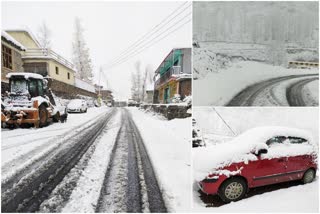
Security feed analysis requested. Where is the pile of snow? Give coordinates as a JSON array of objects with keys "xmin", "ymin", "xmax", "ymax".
[
  {"xmin": 193, "ymin": 126, "xmax": 317, "ymax": 181},
  {"xmin": 1, "ymin": 31, "xmax": 26, "ymax": 50}
]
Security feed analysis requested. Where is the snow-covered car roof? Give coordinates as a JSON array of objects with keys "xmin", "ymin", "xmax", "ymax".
[
  {"xmin": 6, "ymin": 72, "xmax": 44, "ymax": 80},
  {"xmin": 229, "ymin": 126, "xmax": 314, "ymax": 146},
  {"xmin": 193, "ymin": 126, "xmax": 317, "ymax": 181}
]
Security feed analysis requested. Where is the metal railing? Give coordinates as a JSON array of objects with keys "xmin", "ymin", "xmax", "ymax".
[
  {"xmin": 155, "ymin": 66, "xmax": 183, "ymax": 87},
  {"xmin": 22, "ymin": 48, "xmax": 75, "ymax": 70}
]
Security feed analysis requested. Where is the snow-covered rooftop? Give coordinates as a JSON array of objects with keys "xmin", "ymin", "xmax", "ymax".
[
  {"xmin": 5, "ymin": 28, "xmax": 41, "ymax": 48},
  {"xmin": 1, "ymin": 31, "xmax": 26, "ymax": 50}
]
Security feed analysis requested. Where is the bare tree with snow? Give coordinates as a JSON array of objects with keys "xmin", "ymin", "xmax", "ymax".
[
  {"xmin": 37, "ymin": 21, "xmax": 51, "ymax": 49},
  {"xmin": 72, "ymin": 17, "xmax": 93, "ymax": 82}
]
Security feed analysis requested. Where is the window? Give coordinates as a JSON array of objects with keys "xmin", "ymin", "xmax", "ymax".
[
  {"xmin": 67, "ymin": 72, "xmax": 70, "ymax": 79},
  {"xmin": 37, "ymin": 80, "xmax": 44, "ymax": 96},
  {"xmin": 266, "ymin": 136, "xmax": 286, "ymax": 146},
  {"xmin": 2, "ymin": 45, "xmax": 13, "ymax": 69},
  {"xmin": 28, "ymin": 79, "xmax": 38, "ymax": 97},
  {"xmin": 55, "ymin": 66, "xmax": 59, "ymax": 75},
  {"xmin": 288, "ymin": 136, "xmax": 308, "ymax": 144}
]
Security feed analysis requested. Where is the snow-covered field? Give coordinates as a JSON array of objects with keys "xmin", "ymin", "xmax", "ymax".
[
  {"xmin": 128, "ymin": 107, "xmax": 191, "ymax": 212},
  {"xmin": 193, "ymin": 60, "xmax": 319, "ymax": 106}
]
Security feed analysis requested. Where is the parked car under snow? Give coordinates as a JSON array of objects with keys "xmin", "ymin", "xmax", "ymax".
[
  {"xmin": 194, "ymin": 126, "xmax": 318, "ymax": 203},
  {"xmin": 67, "ymin": 99, "xmax": 88, "ymax": 113}
]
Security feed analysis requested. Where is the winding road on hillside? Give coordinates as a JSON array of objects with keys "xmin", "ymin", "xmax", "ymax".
[{"xmin": 227, "ymin": 74, "xmax": 319, "ymax": 106}]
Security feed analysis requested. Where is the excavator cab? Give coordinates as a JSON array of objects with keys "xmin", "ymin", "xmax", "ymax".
[{"xmin": 2, "ymin": 72, "xmax": 66, "ymax": 128}]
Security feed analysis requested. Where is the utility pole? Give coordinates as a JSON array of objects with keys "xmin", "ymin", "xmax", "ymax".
[{"xmin": 98, "ymin": 67, "xmax": 102, "ymax": 106}]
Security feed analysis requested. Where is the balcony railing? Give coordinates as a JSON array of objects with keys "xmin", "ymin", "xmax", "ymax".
[
  {"xmin": 155, "ymin": 66, "xmax": 184, "ymax": 87},
  {"xmin": 22, "ymin": 48, "xmax": 75, "ymax": 70}
]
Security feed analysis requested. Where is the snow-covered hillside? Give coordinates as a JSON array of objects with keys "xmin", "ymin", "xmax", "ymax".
[{"xmin": 193, "ymin": 2, "xmax": 318, "ymax": 48}]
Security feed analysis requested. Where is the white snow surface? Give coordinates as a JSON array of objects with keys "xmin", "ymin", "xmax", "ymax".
[
  {"xmin": 127, "ymin": 108, "xmax": 191, "ymax": 212},
  {"xmin": 6, "ymin": 72, "xmax": 44, "ymax": 80},
  {"xmin": 1, "ymin": 31, "xmax": 26, "ymax": 50},
  {"xmin": 303, "ymin": 80, "xmax": 319, "ymax": 106},
  {"xmin": 75, "ymin": 78, "xmax": 96, "ymax": 93},
  {"xmin": 60, "ymin": 110, "xmax": 122, "ymax": 213},
  {"xmin": 193, "ymin": 126, "xmax": 317, "ymax": 181},
  {"xmin": 1, "ymin": 107, "xmax": 111, "ymax": 179},
  {"xmin": 193, "ymin": 177, "xmax": 319, "ymax": 212},
  {"xmin": 193, "ymin": 61, "xmax": 319, "ymax": 106}
]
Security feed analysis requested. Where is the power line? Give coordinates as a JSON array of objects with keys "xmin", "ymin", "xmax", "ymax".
[
  {"xmin": 108, "ymin": 1, "xmax": 191, "ymax": 65},
  {"xmin": 212, "ymin": 107, "xmax": 237, "ymax": 136},
  {"xmin": 107, "ymin": 18, "xmax": 191, "ymax": 69},
  {"xmin": 106, "ymin": 15, "xmax": 191, "ymax": 69}
]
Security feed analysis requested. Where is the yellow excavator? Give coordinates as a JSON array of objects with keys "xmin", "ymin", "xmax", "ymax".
[{"xmin": 1, "ymin": 72, "xmax": 67, "ymax": 128}]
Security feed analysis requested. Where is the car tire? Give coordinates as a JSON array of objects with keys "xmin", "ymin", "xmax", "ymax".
[
  {"xmin": 302, "ymin": 169, "xmax": 315, "ymax": 184},
  {"xmin": 38, "ymin": 104, "xmax": 48, "ymax": 128},
  {"xmin": 53, "ymin": 112, "xmax": 60, "ymax": 122},
  {"xmin": 218, "ymin": 177, "xmax": 247, "ymax": 203}
]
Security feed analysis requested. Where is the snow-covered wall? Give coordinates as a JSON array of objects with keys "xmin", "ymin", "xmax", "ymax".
[{"xmin": 75, "ymin": 78, "xmax": 95, "ymax": 93}]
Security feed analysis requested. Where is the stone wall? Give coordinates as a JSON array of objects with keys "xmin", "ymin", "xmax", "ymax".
[
  {"xmin": 140, "ymin": 104, "xmax": 191, "ymax": 120},
  {"xmin": 48, "ymin": 79, "xmax": 97, "ymax": 99}
]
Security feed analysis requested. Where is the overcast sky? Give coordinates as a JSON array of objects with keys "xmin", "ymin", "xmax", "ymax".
[{"xmin": 1, "ymin": 1, "xmax": 191, "ymax": 100}]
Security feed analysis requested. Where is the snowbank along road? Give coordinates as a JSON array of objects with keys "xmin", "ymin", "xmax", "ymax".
[
  {"xmin": 1, "ymin": 108, "xmax": 167, "ymax": 213},
  {"xmin": 227, "ymin": 74, "xmax": 319, "ymax": 106}
]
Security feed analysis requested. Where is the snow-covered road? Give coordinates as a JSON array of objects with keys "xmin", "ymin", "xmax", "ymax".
[
  {"xmin": 193, "ymin": 61, "xmax": 319, "ymax": 106},
  {"xmin": 1, "ymin": 107, "xmax": 190, "ymax": 213},
  {"xmin": 227, "ymin": 74, "xmax": 319, "ymax": 106}
]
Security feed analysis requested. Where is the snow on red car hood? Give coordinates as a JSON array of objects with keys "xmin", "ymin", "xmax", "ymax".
[{"xmin": 193, "ymin": 126, "xmax": 317, "ymax": 181}]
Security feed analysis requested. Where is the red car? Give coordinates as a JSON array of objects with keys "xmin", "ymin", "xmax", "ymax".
[{"xmin": 198, "ymin": 133, "xmax": 317, "ymax": 203}]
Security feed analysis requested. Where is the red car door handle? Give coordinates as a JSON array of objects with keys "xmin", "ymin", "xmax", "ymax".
[{"xmin": 278, "ymin": 159, "xmax": 285, "ymax": 162}]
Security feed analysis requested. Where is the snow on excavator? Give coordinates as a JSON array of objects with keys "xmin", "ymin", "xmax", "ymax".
[{"xmin": 1, "ymin": 72, "xmax": 68, "ymax": 128}]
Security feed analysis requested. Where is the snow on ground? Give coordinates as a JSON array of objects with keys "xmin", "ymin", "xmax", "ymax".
[
  {"xmin": 203, "ymin": 133, "xmax": 233, "ymax": 146},
  {"xmin": 1, "ymin": 107, "xmax": 111, "ymax": 178},
  {"xmin": 127, "ymin": 107, "xmax": 191, "ymax": 212},
  {"xmin": 193, "ymin": 177, "xmax": 319, "ymax": 213},
  {"xmin": 58, "ymin": 110, "xmax": 122, "ymax": 213},
  {"xmin": 252, "ymin": 76, "xmax": 305, "ymax": 106},
  {"xmin": 302, "ymin": 80, "xmax": 319, "ymax": 106},
  {"xmin": 193, "ymin": 61, "xmax": 319, "ymax": 106}
]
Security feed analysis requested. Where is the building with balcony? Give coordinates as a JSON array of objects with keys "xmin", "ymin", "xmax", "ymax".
[
  {"xmin": 153, "ymin": 48, "xmax": 191, "ymax": 104},
  {"xmin": 5, "ymin": 29, "xmax": 76, "ymax": 86},
  {"xmin": 1, "ymin": 31, "xmax": 26, "ymax": 92}
]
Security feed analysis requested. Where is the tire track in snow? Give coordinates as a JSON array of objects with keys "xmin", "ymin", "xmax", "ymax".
[
  {"xmin": 39, "ymin": 109, "xmax": 122, "ymax": 213},
  {"xmin": 286, "ymin": 77, "xmax": 319, "ymax": 106},
  {"xmin": 1, "ymin": 108, "xmax": 116, "ymax": 213},
  {"xmin": 227, "ymin": 74, "xmax": 318, "ymax": 106},
  {"xmin": 96, "ymin": 108, "xmax": 167, "ymax": 213},
  {"xmin": 1, "ymin": 109, "xmax": 110, "ymax": 179}
]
